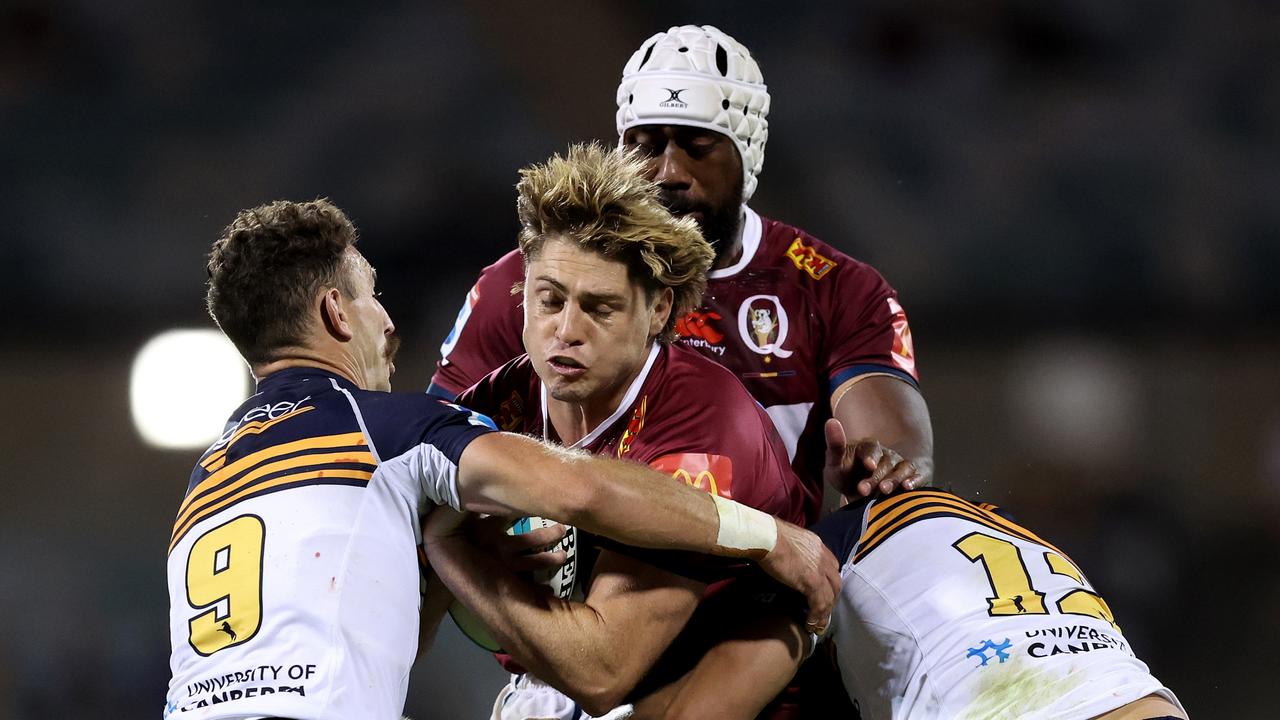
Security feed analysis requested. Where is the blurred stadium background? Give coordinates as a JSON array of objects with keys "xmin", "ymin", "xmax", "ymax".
[{"xmin": 1, "ymin": 1, "xmax": 1276, "ymax": 717}]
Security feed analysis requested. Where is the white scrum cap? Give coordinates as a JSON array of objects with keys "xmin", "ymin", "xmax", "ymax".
[{"xmin": 616, "ymin": 25, "xmax": 770, "ymax": 202}]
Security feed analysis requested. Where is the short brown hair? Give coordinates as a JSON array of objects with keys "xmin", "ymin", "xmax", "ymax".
[
  {"xmin": 206, "ymin": 198, "xmax": 360, "ymax": 364},
  {"xmin": 516, "ymin": 142, "xmax": 713, "ymax": 342}
]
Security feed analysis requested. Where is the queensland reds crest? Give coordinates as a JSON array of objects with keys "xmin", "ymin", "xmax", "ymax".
[{"xmin": 737, "ymin": 295, "xmax": 793, "ymax": 358}]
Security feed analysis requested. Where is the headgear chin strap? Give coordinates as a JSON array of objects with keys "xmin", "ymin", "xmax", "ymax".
[{"xmin": 616, "ymin": 25, "xmax": 770, "ymax": 202}]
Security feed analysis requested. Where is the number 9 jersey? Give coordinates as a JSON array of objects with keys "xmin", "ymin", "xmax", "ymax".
[
  {"xmin": 164, "ymin": 368, "xmax": 495, "ymax": 719},
  {"xmin": 813, "ymin": 489, "xmax": 1185, "ymax": 720}
]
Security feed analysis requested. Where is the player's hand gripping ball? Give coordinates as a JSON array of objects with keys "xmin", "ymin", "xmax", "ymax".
[{"xmin": 449, "ymin": 516, "xmax": 578, "ymax": 652}]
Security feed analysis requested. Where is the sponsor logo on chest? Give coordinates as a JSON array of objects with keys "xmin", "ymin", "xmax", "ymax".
[
  {"xmin": 674, "ymin": 310, "xmax": 727, "ymax": 356},
  {"xmin": 649, "ymin": 452, "xmax": 734, "ymax": 499}
]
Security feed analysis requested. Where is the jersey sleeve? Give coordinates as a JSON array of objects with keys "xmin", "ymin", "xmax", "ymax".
[
  {"xmin": 811, "ymin": 497, "xmax": 873, "ymax": 563},
  {"xmin": 428, "ymin": 250, "xmax": 527, "ymax": 398},
  {"xmin": 357, "ymin": 393, "xmax": 497, "ymax": 510},
  {"xmin": 823, "ymin": 257, "xmax": 920, "ymax": 393}
]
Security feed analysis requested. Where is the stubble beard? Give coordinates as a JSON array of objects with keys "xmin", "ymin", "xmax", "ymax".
[{"xmin": 661, "ymin": 181, "xmax": 744, "ymax": 265}]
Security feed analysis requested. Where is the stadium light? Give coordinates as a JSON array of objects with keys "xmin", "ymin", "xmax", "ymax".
[{"xmin": 130, "ymin": 329, "xmax": 251, "ymax": 450}]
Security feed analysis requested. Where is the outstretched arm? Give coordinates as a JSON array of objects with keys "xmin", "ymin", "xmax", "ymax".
[{"xmin": 455, "ymin": 432, "xmax": 840, "ymax": 629}]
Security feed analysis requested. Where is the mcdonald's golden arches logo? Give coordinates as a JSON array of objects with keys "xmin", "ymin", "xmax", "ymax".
[{"xmin": 649, "ymin": 453, "xmax": 734, "ymax": 499}]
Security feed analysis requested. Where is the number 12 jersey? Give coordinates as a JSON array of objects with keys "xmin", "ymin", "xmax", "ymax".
[{"xmin": 813, "ymin": 490, "xmax": 1184, "ymax": 720}]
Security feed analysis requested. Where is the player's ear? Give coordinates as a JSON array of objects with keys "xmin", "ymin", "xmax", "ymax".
[
  {"xmin": 649, "ymin": 287, "xmax": 674, "ymax": 338},
  {"xmin": 320, "ymin": 287, "xmax": 354, "ymax": 342}
]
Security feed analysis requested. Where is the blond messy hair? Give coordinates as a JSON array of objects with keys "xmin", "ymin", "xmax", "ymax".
[{"xmin": 516, "ymin": 142, "xmax": 713, "ymax": 342}]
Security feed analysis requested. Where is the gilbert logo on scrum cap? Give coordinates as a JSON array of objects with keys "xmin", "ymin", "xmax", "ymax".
[{"xmin": 659, "ymin": 87, "xmax": 689, "ymax": 108}]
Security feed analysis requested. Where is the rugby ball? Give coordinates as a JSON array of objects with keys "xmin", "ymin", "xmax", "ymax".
[{"xmin": 448, "ymin": 516, "xmax": 578, "ymax": 652}]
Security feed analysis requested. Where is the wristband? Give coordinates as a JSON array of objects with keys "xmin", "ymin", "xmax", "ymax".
[{"xmin": 711, "ymin": 494, "xmax": 777, "ymax": 559}]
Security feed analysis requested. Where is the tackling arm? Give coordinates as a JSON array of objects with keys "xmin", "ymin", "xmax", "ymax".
[{"xmin": 454, "ymin": 431, "xmax": 840, "ymax": 628}]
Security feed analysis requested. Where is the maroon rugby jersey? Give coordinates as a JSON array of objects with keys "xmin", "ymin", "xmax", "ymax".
[
  {"xmin": 457, "ymin": 342, "xmax": 809, "ymax": 681},
  {"xmin": 433, "ymin": 208, "xmax": 918, "ymax": 524},
  {"xmin": 457, "ymin": 342, "xmax": 808, "ymax": 525}
]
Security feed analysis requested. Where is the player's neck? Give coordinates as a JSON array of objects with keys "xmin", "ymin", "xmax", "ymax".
[
  {"xmin": 253, "ymin": 350, "xmax": 364, "ymax": 390},
  {"xmin": 545, "ymin": 379, "xmax": 633, "ymax": 447},
  {"xmin": 709, "ymin": 208, "xmax": 747, "ymax": 271},
  {"xmin": 546, "ymin": 396, "xmax": 613, "ymax": 446}
]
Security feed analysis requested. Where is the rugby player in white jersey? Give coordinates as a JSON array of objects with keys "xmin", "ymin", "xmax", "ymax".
[
  {"xmin": 630, "ymin": 487, "xmax": 1186, "ymax": 720},
  {"xmin": 163, "ymin": 198, "xmax": 839, "ymax": 720}
]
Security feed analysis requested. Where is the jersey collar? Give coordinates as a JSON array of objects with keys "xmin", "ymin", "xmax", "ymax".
[
  {"xmin": 256, "ymin": 366, "xmax": 356, "ymax": 393},
  {"xmin": 707, "ymin": 205, "xmax": 761, "ymax": 280},
  {"xmin": 540, "ymin": 342, "xmax": 662, "ymax": 450}
]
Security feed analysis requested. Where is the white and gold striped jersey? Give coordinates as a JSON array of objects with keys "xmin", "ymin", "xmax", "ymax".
[
  {"xmin": 165, "ymin": 367, "xmax": 494, "ymax": 719},
  {"xmin": 814, "ymin": 490, "xmax": 1184, "ymax": 720}
]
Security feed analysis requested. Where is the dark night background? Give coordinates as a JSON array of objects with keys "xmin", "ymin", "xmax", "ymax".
[{"xmin": 1, "ymin": 1, "xmax": 1276, "ymax": 717}]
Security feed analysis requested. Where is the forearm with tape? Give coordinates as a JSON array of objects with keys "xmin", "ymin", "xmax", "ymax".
[{"xmin": 710, "ymin": 494, "xmax": 778, "ymax": 560}]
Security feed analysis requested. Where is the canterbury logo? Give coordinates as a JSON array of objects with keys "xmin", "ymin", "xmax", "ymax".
[{"xmin": 674, "ymin": 311, "xmax": 724, "ymax": 344}]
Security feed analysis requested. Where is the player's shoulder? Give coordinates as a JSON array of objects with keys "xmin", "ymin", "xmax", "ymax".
[
  {"xmin": 458, "ymin": 354, "xmax": 536, "ymax": 402},
  {"xmin": 347, "ymin": 386, "xmax": 494, "ymax": 458},
  {"xmin": 756, "ymin": 213, "xmax": 894, "ymax": 290},
  {"xmin": 848, "ymin": 489, "xmax": 1051, "ymax": 564},
  {"xmin": 480, "ymin": 248, "xmax": 525, "ymax": 282},
  {"xmin": 811, "ymin": 496, "xmax": 875, "ymax": 564},
  {"xmin": 467, "ymin": 249, "xmax": 525, "ymax": 312}
]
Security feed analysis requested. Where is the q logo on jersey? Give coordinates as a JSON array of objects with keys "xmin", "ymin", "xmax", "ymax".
[
  {"xmin": 737, "ymin": 295, "xmax": 794, "ymax": 358},
  {"xmin": 649, "ymin": 453, "xmax": 734, "ymax": 499}
]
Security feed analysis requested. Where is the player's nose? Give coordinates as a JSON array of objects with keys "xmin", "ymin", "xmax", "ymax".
[
  {"xmin": 554, "ymin": 305, "xmax": 587, "ymax": 345},
  {"xmin": 652, "ymin": 144, "xmax": 693, "ymax": 190}
]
